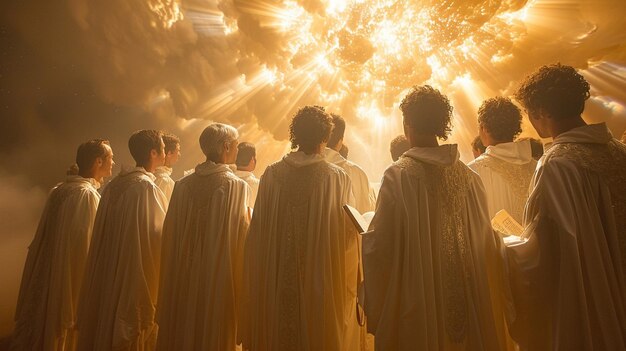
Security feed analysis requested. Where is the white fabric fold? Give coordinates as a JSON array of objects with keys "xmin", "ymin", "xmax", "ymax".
[
  {"xmin": 12, "ymin": 177, "xmax": 100, "ymax": 351},
  {"xmin": 156, "ymin": 161, "xmax": 250, "ymax": 351},
  {"xmin": 503, "ymin": 123, "xmax": 626, "ymax": 350},
  {"xmin": 76, "ymin": 167, "xmax": 168, "ymax": 351}
]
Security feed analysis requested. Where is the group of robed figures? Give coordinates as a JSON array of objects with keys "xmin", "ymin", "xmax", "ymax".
[{"xmin": 9, "ymin": 63, "xmax": 626, "ymax": 351}]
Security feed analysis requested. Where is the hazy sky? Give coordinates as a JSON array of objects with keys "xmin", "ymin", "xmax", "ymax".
[{"xmin": 1, "ymin": 0, "xmax": 625, "ymax": 337}]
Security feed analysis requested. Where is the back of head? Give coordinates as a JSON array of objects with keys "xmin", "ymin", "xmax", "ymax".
[
  {"xmin": 289, "ymin": 106, "xmax": 333, "ymax": 152},
  {"xmin": 390, "ymin": 135, "xmax": 410, "ymax": 161},
  {"xmin": 400, "ymin": 85, "xmax": 453, "ymax": 140},
  {"xmin": 471, "ymin": 135, "xmax": 486, "ymax": 155},
  {"xmin": 327, "ymin": 114, "xmax": 346, "ymax": 149},
  {"xmin": 162, "ymin": 133, "xmax": 180, "ymax": 154},
  {"xmin": 128, "ymin": 130, "xmax": 163, "ymax": 166},
  {"xmin": 478, "ymin": 97, "xmax": 522, "ymax": 142},
  {"xmin": 199, "ymin": 123, "xmax": 239, "ymax": 162},
  {"xmin": 514, "ymin": 63, "xmax": 590, "ymax": 119},
  {"xmin": 76, "ymin": 139, "xmax": 110, "ymax": 173},
  {"xmin": 236, "ymin": 142, "xmax": 256, "ymax": 167}
]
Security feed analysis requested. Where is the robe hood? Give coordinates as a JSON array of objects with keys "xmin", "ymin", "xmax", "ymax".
[
  {"xmin": 195, "ymin": 161, "xmax": 233, "ymax": 176},
  {"xmin": 154, "ymin": 166, "xmax": 173, "ymax": 177},
  {"xmin": 323, "ymin": 148, "xmax": 347, "ymax": 165},
  {"xmin": 403, "ymin": 144, "xmax": 460, "ymax": 166},
  {"xmin": 66, "ymin": 175, "xmax": 101, "ymax": 189},
  {"xmin": 234, "ymin": 170, "xmax": 255, "ymax": 178},
  {"xmin": 551, "ymin": 123, "xmax": 613, "ymax": 147},
  {"xmin": 484, "ymin": 140, "xmax": 533, "ymax": 165},
  {"xmin": 283, "ymin": 151, "xmax": 326, "ymax": 168},
  {"xmin": 119, "ymin": 167, "xmax": 156, "ymax": 181}
]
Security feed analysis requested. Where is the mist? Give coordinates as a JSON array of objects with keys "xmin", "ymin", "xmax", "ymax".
[{"xmin": 1, "ymin": 0, "xmax": 626, "ymax": 338}]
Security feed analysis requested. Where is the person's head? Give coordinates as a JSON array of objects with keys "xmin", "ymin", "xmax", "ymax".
[
  {"xmin": 400, "ymin": 85, "xmax": 453, "ymax": 145},
  {"xmin": 128, "ymin": 130, "xmax": 165, "ymax": 172},
  {"xmin": 327, "ymin": 114, "xmax": 346, "ymax": 151},
  {"xmin": 390, "ymin": 134, "xmax": 410, "ymax": 161},
  {"xmin": 76, "ymin": 139, "xmax": 114, "ymax": 181},
  {"xmin": 236, "ymin": 142, "xmax": 256, "ymax": 171},
  {"xmin": 289, "ymin": 105, "xmax": 334, "ymax": 154},
  {"xmin": 162, "ymin": 133, "xmax": 181, "ymax": 167},
  {"xmin": 199, "ymin": 123, "xmax": 239, "ymax": 164},
  {"xmin": 471, "ymin": 135, "xmax": 486, "ymax": 159},
  {"xmin": 514, "ymin": 63, "xmax": 590, "ymax": 138},
  {"xmin": 477, "ymin": 97, "xmax": 522, "ymax": 146}
]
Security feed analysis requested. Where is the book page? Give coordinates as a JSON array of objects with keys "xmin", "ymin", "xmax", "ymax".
[
  {"xmin": 491, "ymin": 209, "xmax": 524, "ymax": 236},
  {"xmin": 343, "ymin": 204, "xmax": 374, "ymax": 233}
]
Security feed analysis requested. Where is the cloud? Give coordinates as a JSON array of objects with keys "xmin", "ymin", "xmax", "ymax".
[{"xmin": 1, "ymin": 0, "xmax": 626, "ymax": 334}]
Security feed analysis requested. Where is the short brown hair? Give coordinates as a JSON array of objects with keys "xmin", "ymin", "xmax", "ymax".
[
  {"xmin": 478, "ymin": 97, "xmax": 522, "ymax": 142},
  {"xmin": 514, "ymin": 63, "xmax": 590, "ymax": 119},
  {"xmin": 162, "ymin": 133, "xmax": 180, "ymax": 154},
  {"xmin": 289, "ymin": 106, "xmax": 333, "ymax": 150},
  {"xmin": 236, "ymin": 142, "xmax": 256, "ymax": 167},
  {"xmin": 327, "ymin": 114, "xmax": 346, "ymax": 149},
  {"xmin": 471, "ymin": 135, "xmax": 486, "ymax": 154},
  {"xmin": 76, "ymin": 139, "xmax": 110, "ymax": 172},
  {"xmin": 128, "ymin": 130, "xmax": 163, "ymax": 166},
  {"xmin": 400, "ymin": 85, "xmax": 453, "ymax": 140}
]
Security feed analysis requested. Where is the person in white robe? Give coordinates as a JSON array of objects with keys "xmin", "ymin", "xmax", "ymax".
[
  {"xmin": 240, "ymin": 106, "xmax": 358, "ymax": 351},
  {"xmin": 234, "ymin": 141, "xmax": 260, "ymax": 209},
  {"xmin": 502, "ymin": 63, "xmax": 626, "ymax": 350},
  {"xmin": 324, "ymin": 113, "xmax": 374, "ymax": 213},
  {"xmin": 363, "ymin": 85, "xmax": 506, "ymax": 351},
  {"xmin": 323, "ymin": 113, "xmax": 375, "ymax": 350},
  {"xmin": 468, "ymin": 97, "xmax": 537, "ymax": 224},
  {"xmin": 10, "ymin": 139, "xmax": 114, "ymax": 351},
  {"xmin": 76, "ymin": 130, "xmax": 168, "ymax": 351},
  {"xmin": 156, "ymin": 124, "xmax": 249, "ymax": 351},
  {"xmin": 153, "ymin": 133, "xmax": 180, "ymax": 201}
]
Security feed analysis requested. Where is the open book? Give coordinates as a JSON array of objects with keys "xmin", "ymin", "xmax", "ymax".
[
  {"xmin": 343, "ymin": 204, "xmax": 375, "ymax": 234},
  {"xmin": 491, "ymin": 209, "xmax": 526, "ymax": 245}
]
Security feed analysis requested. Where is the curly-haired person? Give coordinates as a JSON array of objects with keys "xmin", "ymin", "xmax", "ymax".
[
  {"xmin": 240, "ymin": 106, "xmax": 359, "ymax": 351},
  {"xmin": 468, "ymin": 97, "xmax": 537, "ymax": 223},
  {"xmin": 502, "ymin": 63, "xmax": 626, "ymax": 351},
  {"xmin": 362, "ymin": 85, "xmax": 507, "ymax": 351}
]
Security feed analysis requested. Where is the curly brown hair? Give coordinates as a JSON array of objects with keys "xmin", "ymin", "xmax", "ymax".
[
  {"xmin": 478, "ymin": 97, "xmax": 522, "ymax": 142},
  {"xmin": 514, "ymin": 63, "xmax": 590, "ymax": 119},
  {"xmin": 289, "ymin": 106, "xmax": 333, "ymax": 151},
  {"xmin": 400, "ymin": 85, "xmax": 453, "ymax": 140}
]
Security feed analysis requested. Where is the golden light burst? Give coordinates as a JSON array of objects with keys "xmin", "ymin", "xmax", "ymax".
[{"xmin": 173, "ymin": 0, "xmax": 626, "ymax": 180}]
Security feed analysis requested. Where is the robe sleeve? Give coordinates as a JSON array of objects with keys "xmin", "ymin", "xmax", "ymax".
[{"xmin": 503, "ymin": 158, "xmax": 626, "ymax": 350}]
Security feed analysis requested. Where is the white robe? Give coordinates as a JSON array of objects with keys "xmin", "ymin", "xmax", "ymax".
[
  {"xmin": 240, "ymin": 151, "xmax": 359, "ymax": 351},
  {"xmin": 468, "ymin": 140, "xmax": 537, "ymax": 224},
  {"xmin": 502, "ymin": 123, "xmax": 626, "ymax": 350},
  {"xmin": 154, "ymin": 166, "xmax": 175, "ymax": 202},
  {"xmin": 324, "ymin": 148, "xmax": 375, "ymax": 213},
  {"xmin": 76, "ymin": 167, "xmax": 167, "ymax": 351},
  {"xmin": 363, "ymin": 145, "xmax": 505, "ymax": 351},
  {"xmin": 11, "ymin": 176, "xmax": 100, "ymax": 351},
  {"xmin": 234, "ymin": 170, "xmax": 259, "ymax": 209},
  {"xmin": 323, "ymin": 148, "xmax": 375, "ymax": 350},
  {"xmin": 156, "ymin": 162, "xmax": 249, "ymax": 351}
]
